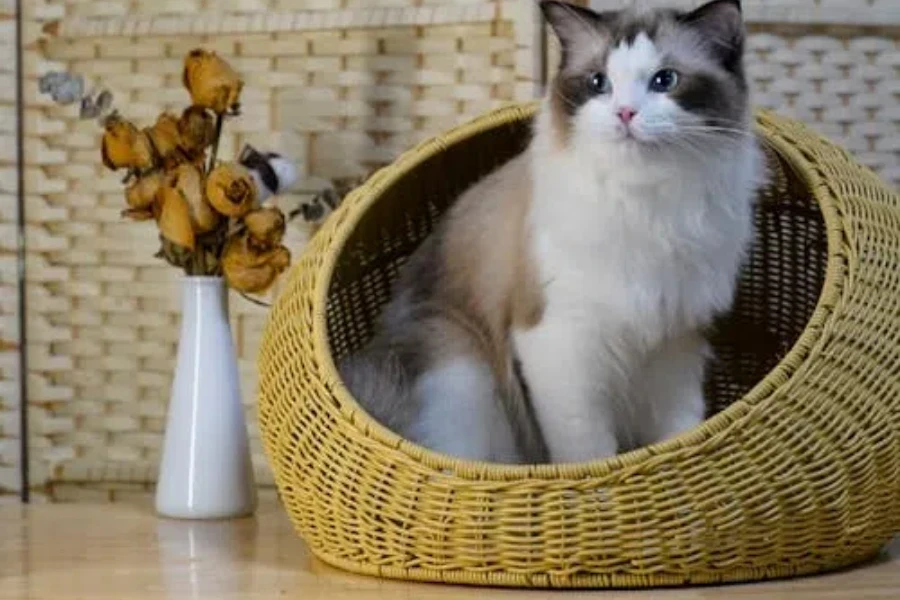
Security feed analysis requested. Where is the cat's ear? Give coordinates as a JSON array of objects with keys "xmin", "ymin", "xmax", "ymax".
[
  {"xmin": 540, "ymin": 1, "xmax": 609, "ymax": 58},
  {"xmin": 679, "ymin": 0, "xmax": 745, "ymax": 72}
]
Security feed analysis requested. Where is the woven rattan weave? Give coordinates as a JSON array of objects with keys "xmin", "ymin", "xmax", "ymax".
[{"xmin": 257, "ymin": 102, "xmax": 900, "ymax": 588}]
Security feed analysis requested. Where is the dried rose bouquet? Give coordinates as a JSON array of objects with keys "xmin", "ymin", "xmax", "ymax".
[{"xmin": 41, "ymin": 48, "xmax": 297, "ymax": 297}]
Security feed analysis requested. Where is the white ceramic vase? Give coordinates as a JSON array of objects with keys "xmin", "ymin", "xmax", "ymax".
[{"xmin": 155, "ymin": 276, "xmax": 257, "ymax": 520}]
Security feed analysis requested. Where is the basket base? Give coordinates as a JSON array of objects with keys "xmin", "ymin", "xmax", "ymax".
[{"xmin": 304, "ymin": 536, "xmax": 893, "ymax": 590}]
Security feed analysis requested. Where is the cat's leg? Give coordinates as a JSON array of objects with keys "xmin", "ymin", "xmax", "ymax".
[
  {"xmin": 513, "ymin": 325, "xmax": 619, "ymax": 463},
  {"xmin": 408, "ymin": 357, "xmax": 521, "ymax": 463},
  {"xmin": 632, "ymin": 332, "xmax": 709, "ymax": 448}
]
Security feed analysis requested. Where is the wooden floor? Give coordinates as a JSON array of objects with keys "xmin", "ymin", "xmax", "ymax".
[{"xmin": 1, "ymin": 492, "xmax": 897, "ymax": 599}]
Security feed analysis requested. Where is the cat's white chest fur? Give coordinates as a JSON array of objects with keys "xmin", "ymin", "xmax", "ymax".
[
  {"xmin": 533, "ymin": 149, "xmax": 752, "ymax": 331},
  {"xmin": 512, "ymin": 141, "xmax": 759, "ymax": 462}
]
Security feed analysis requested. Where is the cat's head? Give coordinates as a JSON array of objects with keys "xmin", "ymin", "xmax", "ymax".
[{"xmin": 540, "ymin": 0, "xmax": 750, "ymax": 153}]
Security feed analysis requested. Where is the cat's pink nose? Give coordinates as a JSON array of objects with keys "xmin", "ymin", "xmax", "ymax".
[{"xmin": 617, "ymin": 107, "xmax": 637, "ymax": 124}]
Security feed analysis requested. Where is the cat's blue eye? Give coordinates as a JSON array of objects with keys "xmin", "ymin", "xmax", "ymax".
[
  {"xmin": 649, "ymin": 69, "xmax": 679, "ymax": 93},
  {"xmin": 588, "ymin": 72, "xmax": 611, "ymax": 95}
]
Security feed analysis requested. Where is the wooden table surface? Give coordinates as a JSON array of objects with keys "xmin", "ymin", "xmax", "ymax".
[{"xmin": 1, "ymin": 492, "xmax": 898, "ymax": 599}]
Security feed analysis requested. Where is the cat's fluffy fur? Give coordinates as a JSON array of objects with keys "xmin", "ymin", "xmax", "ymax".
[{"xmin": 340, "ymin": 0, "xmax": 765, "ymax": 464}]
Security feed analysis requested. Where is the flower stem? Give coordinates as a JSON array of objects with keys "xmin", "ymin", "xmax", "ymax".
[
  {"xmin": 207, "ymin": 113, "xmax": 225, "ymax": 174},
  {"xmin": 238, "ymin": 291, "xmax": 271, "ymax": 308}
]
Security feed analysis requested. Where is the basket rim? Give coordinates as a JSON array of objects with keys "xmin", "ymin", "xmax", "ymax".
[{"xmin": 306, "ymin": 100, "xmax": 850, "ymax": 481}]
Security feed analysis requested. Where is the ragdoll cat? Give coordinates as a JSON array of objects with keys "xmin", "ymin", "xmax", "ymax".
[{"xmin": 340, "ymin": 0, "xmax": 764, "ymax": 464}]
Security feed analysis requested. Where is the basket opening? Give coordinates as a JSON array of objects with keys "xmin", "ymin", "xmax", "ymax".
[{"xmin": 325, "ymin": 115, "xmax": 827, "ymax": 440}]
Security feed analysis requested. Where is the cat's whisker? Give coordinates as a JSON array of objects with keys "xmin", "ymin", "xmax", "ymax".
[
  {"xmin": 552, "ymin": 88, "xmax": 580, "ymax": 111},
  {"xmin": 660, "ymin": 136, "xmax": 717, "ymax": 163},
  {"xmin": 639, "ymin": 128, "xmax": 739, "ymax": 164},
  {"xmin": 698, "ymin": 116, "xmax": 746, "ymax": 126},
  {"xmin": 677, "ymin": 126, "xmax": 757, "ymax": 140},
  {"xmin": 680, "ymin": 125, "xmax": 752, "ymax": 134}
]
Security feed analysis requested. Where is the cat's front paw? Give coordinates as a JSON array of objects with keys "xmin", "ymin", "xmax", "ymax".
[{"xmin": 649, "ymin": 403, "xmax": 706, "ymax": 445}]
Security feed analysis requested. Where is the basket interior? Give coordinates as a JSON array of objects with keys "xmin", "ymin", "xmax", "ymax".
[{"xmin": 326, "ymin": 116, "xmax": 828, "ymax": 426}]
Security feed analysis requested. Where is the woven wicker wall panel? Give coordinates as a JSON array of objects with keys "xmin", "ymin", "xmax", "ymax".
[
  {"xmin": 0, "ymin": 3, "xmax": 20, "ymax": 496},
  {"xmin": 20, "ymin": 0, "xmax": 900, "ymax": 500},
  {"xmin": 589, "ymin": 0, "xmax": 899, "ymax": 26},
  {"xmin": 26, "ymin": 3, "xmax": 528, "ymax": 494},
  {"xmin": 747, "ymin": 34, "xmax": 900, "ymax": 186}
]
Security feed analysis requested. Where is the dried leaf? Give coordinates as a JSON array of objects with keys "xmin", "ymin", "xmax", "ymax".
[
  {"xmin": 38, "ymin": 71, "xmax": 84, "ymax": 105},
  {"xmin": 80, "ymin": 89, "xmax": 114, "ymax": 120},
  {"xmin": 165, "ymin": 163, "xmax": 220, "ymax": 234},
  {"xmin": 41, "ymin": 21, "xmax": 61, "ymax": 36},
  {"xmin": 96, "ymin": 90, "xmax": 113, "ymax": 113},
  {"xmin": 155, "ymin": 236, "xmax": 192, "ymax": 269},
  {"xmin": 158, "ymin": 185, "xmax": 196, "ymax": 250},
  {"xmin": 121, "ymin": 207, "xmax": 155, "ymax": 221}
]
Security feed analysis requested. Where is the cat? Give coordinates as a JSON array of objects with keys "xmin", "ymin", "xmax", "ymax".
[{"xmin": 339, "ymin": 0, "xmax": 765, "ymax": 465}]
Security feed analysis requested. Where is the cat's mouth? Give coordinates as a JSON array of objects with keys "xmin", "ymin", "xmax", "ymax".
[
  {"xmin": 616, "ymin": 126, "xmax": 648, "ymax": 145},
  {"xmin": 614, "ymin": 125, "xmax": 672, "ymax": 149}
]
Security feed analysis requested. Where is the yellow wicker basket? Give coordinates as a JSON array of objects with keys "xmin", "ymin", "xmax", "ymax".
[{"xmin": 257, "ymin": 102, "xmax": 900, "ymax": 588}]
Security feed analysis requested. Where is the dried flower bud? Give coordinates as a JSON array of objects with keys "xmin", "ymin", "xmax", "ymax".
[
  {"xmin": 101, "ymin": 114, "xmax": 155, "ymax": 172},
  {"xmin": 182, "ymin": 49, "xmax": 243, "ymax": 115},
  {"xmin": 238, "ymin": 145, "xmax": 299, "ymax": 201},
  {"xmin": 158, "ymin": 186, "xmax": 195, "ymax": 250},
  {"xmin": 243, "ymin": 207, "xmax": 285, "ymax": 249},
  {"xmin": 206, "ymin": 162, "xmax": 258, "ymax": 217},
  {"xmin": 125, "ymin": 171, "xmax": 164, "ymax": 210},
  {"xmin": 222, "ymin": 234, "xmax": 291, "ymax": 294},
  {"xmin": 144, "ymin": 113, "xmax": 183, "ymax": 167},
  {"xmin": 164, "ymin": 163, "xmax": 220, "ymax": 234},
  {"xmin": 80, "ymin": 89, "xmax": 114, "ymax": 121},
  {"xmin": 178, "ymin": 106, "xmax": 216, "ymax": 155}
]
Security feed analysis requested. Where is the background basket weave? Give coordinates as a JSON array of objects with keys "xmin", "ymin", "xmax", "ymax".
[{"xmin": 0, "ymin": 0, "xmax": 897, "ymax": 502}]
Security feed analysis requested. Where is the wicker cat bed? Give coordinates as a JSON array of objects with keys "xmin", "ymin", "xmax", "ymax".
[{"xmin": 257, "ymin": 102, "xmax": 900, "ymax": 588}]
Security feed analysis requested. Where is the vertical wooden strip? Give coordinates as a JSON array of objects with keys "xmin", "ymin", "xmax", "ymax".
[{"xmin": 14, "ymin": 0, "xmax": 28, "ymax": 503}]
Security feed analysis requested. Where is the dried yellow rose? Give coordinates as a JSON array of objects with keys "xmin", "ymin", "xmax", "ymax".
[
  {"xmin": 182, "ymin": 49, "xmax": 243, "ymax": 115},
  {"xmin": 243, "ymin": 207, "xmax": 286, "ymax": 249},
  {"xmin": 222, "ymin": 234, "xmax": 290, "ymax": 294},
  {"xmin": 206, "ymin": 162, "xmax": 258, "ymax": 217},
  {"xmin": 125, "ymin": 171, "xmax": 164, "ymax": 210},
  {"xmin": 101, "ymin": 114, "xmax": 155, "ymax": 172},
  {"xmin": 144, "ymin": 113, "xmax": 183, "ymax": 167},
  {"xmin": 177, "ymin": 105, "xmax": 216, "ymax": 156}
]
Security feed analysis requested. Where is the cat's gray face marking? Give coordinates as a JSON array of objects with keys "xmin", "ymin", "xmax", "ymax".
[{"xmin": 541, "ymin": 0, "xmax": 750, "ymax": 148}]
